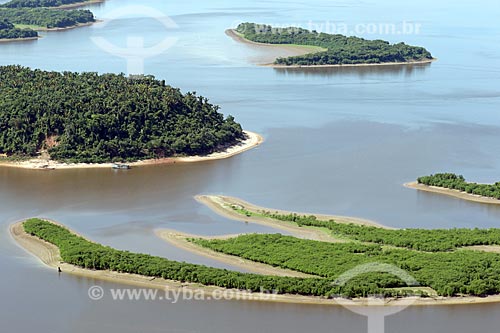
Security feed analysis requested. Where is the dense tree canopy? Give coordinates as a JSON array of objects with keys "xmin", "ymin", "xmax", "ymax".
[
  {"xmin": 418, "ymin": 173, "xmax": 500, "ymax": 200},
  {"xmin": 0, "ymin": 18, "xmax": 38, "ymax": 38},
  {"xmin": 236, "ymin": 23, "xmax": 433, "ymax": 66},
  {"xmin": 193, "ymin": 233, "xmax": 500, "ymax": 297},
  {"xmin": 0, "ymin": 66, "xmax": 244, "ymax": 162},
  {"xmin": 0, "ymin": 7, "xmax": 94, "ymax": 28},
  {"xmin": 1, "ymin": 0, "xmax": 91, "ymax": 8}
]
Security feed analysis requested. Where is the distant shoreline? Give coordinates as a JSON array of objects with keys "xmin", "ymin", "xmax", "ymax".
[
  {"xmin": 405, "ymin": 181, "xmax": 500, "ymax": 205},
  {"xmin": 227, "ymin": 29, "xmax": 436, "ymax": 68},
  {"xmin": 0, "ymin": 131, "xmax": 263, "ymax": 170},
  {"xmin": 12, "ymin": 219, "xmax": 500, "ymax": 306}
]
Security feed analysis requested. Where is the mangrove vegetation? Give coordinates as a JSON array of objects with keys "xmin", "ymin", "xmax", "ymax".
[
  {"xmin": 228, "ymin": 205, "xmax": 500, "ymax": 252},
  {"xmin": 23, "ymin": 218, "xmax": 417, "ymax": 299},
  {"xmin": 192, "ymin": 233, "xmax": 500, "ymax": 297}
]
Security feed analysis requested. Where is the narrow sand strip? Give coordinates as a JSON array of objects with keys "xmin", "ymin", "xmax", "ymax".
[
  {"xmin": 226, "ymin": 29, "xmax": 326, "ymax": 65},
  {"xmin": 466, "ymin": 245, "xmax": 500, "ymax": 253},
  {"xmin": 0, "ymin": 37, "xmax": 40, "ymax": 43},
  {"xmin": 10, "ymin": 219, "xmax": 500, "ymax": 306},
  {"xmin": 0, "ymin": 131, "xmax": 263, "ymax": 170},
  {"xmin": 196, "ymin": 194, "xmax": 393, "ymax": 243},
  {"xmin": 405, "ymin": 182, "xmax": 500, "ymax": 205},
  {"xmin": 155, "ymin": 229, "xmax": 316, "ymax": 278}
]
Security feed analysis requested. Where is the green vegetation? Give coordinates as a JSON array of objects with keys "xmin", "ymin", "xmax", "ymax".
[
  {"xmin": 228, "ymin": 206, "xmax": 500, "ymax": 252},
  {"xmin": 23, "ymin": 219, "xmax": 418, "ymax": 298},
  {"xmin": 1, "ymin": 0, "xmax": 91, "ymax": 8},
  {"xmin": 0, "ymin": 7, "xmax": 94, "ymax": 29},
  {"xmin": 0, "ymin": 18, "xmax": 37, "ymax": 39},
  {"xmin": 235, "ymin": 23, "xmax": 433, "ymax": 66},
  {"xmin": 0, "ymin": 66, "xmax": 244, "ymax": 162},
  {"xmin": 418, "ymin": 173, "xmax": 500, "ymax": 200},
  {"xmin": 25, "ymin": 217, "xmax": 500, "ymax": 298},
  {"xmin": 192, "ymin": 233, "xmax": 500, "ymax": 297}
]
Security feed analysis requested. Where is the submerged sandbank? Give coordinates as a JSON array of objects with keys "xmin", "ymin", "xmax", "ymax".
[{"xmin": 226, "ymin": 29, "xmax": 326, "ymax": 65}]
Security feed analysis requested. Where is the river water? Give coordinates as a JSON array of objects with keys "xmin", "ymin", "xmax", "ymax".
[{"xmin": 1, "ymin": 0, "xmax": 500, "ymax": 332}]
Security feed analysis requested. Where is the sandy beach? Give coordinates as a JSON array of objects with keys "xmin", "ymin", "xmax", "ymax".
[
  {"xmin": 405, "ymin": 181, "xmax": 500, "ymax": 205},
  {"xmin": 227, "ymin": 28, "xmax": 436, "ymax": 68},
  {"xmin": 11, "ymin": 219, "xmax": 500, "ymax": 306},
  {"xmin": 155, "ymin": 229, "xmax": 315, "ymax": 278},
  {"xmin": 0, "ymin": 130, "xmax": 263, "ymax": 170},
  {"xmin": 226, "ymin": 29, "xmax": 326, "ymax": 65}
]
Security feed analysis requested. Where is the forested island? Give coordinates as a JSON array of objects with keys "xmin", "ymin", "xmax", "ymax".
[
  {"xmin": 407, "ymin": 173, "xmax": 500, "ymax": 203},
  {"xmin": 0, "ymin": 7, "xmax": 94, "ymax": 29},
  {"xmin": 0, "ymin": 0, "xmax": 96, "ymax": 31},
  {"xmin": 0, "ymin": 18, "xmax": 38, "ymax": 40},
  {"xmin": 234, "ymin": 23, "xmax": 434, "ymax": 67},
  {"xmin": 0, "ymin": 66, "xmax": 245, "ymax": 163}
]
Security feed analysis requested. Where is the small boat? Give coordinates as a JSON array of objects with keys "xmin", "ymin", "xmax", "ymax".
[
  {"xmin": 37, "ymin": 164, "xmax": 56, "ymax": 171},
  {"xmin": 112, "ymin": 163, "xmax": 131, "ymax": 170}
]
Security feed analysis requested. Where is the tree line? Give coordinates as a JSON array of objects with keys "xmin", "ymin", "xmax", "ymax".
[
  {"xmin": 0, "ymin": 18, "xmax": 38, "ymax": 39},
  {"xmin": 418, "ymin": 173, "xmax": 500, "ymax": 200},
  {"xmin": 193, "ymin": 233, "xmax": 500, "ymax": 297},
  {"xmin": 0, "ymin": 66, "xmax": 244, "ymax": 162},
  {"xmin": 236, "ymin": 23, "xmax": 433, "ymax": 66},
  {"xmin": 1, "ymin": 0, "xmax": 91, "ymax": 8}
]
